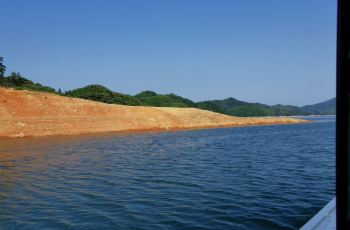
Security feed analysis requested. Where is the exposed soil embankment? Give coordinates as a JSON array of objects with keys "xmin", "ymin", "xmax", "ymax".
[{"xmin": 0, "ymin": 88, "xmax": 308, "ymax": 138}]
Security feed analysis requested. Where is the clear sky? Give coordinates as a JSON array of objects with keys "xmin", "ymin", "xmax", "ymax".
[{"xmin": 1, "ymin": 0, "xmax": 337, "ymax": 106}]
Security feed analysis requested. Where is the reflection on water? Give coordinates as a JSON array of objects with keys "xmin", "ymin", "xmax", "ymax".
[{"xmin": 0, "ymin": 116, "xmax": 335, "ymax": 229}]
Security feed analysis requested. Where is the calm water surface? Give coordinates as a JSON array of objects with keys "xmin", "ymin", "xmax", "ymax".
[{"xmin": 0, "ymin": 116, "xmax": 335, "ymax": 229}]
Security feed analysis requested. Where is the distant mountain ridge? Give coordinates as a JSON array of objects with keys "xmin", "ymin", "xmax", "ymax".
[
  {"xmin": 0, "ymin": 73, "xmax": 335, "ymax": 116},
  {"xmin": 301, "ymin": 98, "xmax": 336, "ymax": 115},
  {"xmin": 197, "ymin": 98, "xmax": 310, "ymax": 117}
]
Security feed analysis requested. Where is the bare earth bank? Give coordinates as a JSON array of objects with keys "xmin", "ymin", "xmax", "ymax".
[{"xmin": 0, "ymin": 88, "xmax": 308, "ymax": 138}]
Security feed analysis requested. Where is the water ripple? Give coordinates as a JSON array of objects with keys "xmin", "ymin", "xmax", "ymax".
[{"xmin": 0, "ymin": 116, "xmax": 335, "ymax": 229}]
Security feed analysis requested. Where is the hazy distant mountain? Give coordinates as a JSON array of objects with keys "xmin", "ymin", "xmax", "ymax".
[
  {"xmin": 197, "ymin": 97, "xmax": 336, "ymax": 117},
  {"xmin": 300, "ymin": 98, "xmax": 336, "ymax": 115},
  {"xmin": 196, "ymin": 98, "xmax": 308, "ymax": 117}
]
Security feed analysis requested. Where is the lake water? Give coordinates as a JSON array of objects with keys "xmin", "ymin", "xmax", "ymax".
[{"xmin": 0, "ymin": 116, "xmax": 335, "ymax": 229}]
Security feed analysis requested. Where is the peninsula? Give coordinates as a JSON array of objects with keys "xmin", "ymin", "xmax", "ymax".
[{"xmin": 0, "ymin": 88, "xmax": 307, "ymax": 138}]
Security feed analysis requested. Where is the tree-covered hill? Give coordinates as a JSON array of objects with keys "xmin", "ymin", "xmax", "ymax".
[
  {"xmin": 134, "ymin": 91, "xmax": 196, "ymax": 108},
  {"xmin": 0, "ymin": 72, "xmax": 56, "ymax": 93},
  {"xmin": 196, "ymin": 98, "xmax": 309, "ymax": 116},
  {"xmin": 0, "ymin": 74, "xmax": 334, "ymax": 116},
  {"xmin": 196, "ymin": 97, "xmax": 249, "ymax": 114},
  {"xmin": 226, "ymin": 105, "xmax": 275, "ymax": 117},
  {"xmin": 271, "ymin": 104, "xmax": 308, "ymax": 116},
  {"xmin": 0, "ymin": 73, "xmax": 334, "ymax": 116},
  {"xmin": 0, "ymin": 67, "xmax": 334, "ymax": 116},
  {"xmin": 64, "ymin": 85, "xmax": 142, "ymax": 106}
]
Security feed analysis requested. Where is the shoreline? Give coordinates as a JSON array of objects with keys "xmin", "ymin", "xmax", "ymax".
[
  {"xmin": 0, "ymin": 120, "xmax": 308, "ymax": 140},
  {"xmin": 0, "ymin": 88, "xmax": 309, "ymax": 139}
]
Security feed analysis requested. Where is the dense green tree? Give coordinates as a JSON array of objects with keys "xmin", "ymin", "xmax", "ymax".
[
  {"xmin": 135, "ymin": 91, "xmax": 196, "ymax": 108},
  {"xmin": 227, "ymin": 105, "xmax": 275, "ymax": 117},
  {"xmin": 64, "ymin": 84, "xmax": 142, "ymax": 106},
  {"xmin": 0, "ymin": 57, "xmax": 5, "ymax": 77},
  {"xmin": 0, "ymin": 72, "xmax": 56, "ymax": 93},
  {"xmin": 271, "ymin": 104, "xmax": 307, "ymax": 116}
]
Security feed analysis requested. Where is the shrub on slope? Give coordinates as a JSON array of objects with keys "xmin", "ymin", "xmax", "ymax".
[
  {"xmin": 0, "ymin": 72, "xmax": 56, "ymax": 93},
  {"xmin": 135, "ymin": 91, "xmax": 196, "ymax": 108},
  {"xmin": 64, "ymin": 84, "xmax": 142, "ymax": 106}
]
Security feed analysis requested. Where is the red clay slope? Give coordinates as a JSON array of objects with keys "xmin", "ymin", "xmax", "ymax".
[{"xmin": 0, "ymin": 88, "xmax": 307, "ymax": 138}]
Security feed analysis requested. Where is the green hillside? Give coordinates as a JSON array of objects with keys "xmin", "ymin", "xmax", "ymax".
[
  {"xmin": 271, "ymin": 104, "xmax": 307, "ymax": 116},
  {"xmin": 0, "ymin": 65, "xmax": 334, "ymax": 117},
  {"xmin": 196, "ymin": 98, "xmax": 308, "ymax": 117},
  {"xmin": 64, "ymin": 85, "xmax": 142, "ymax": 106},
  {"xmin": 196, "ymin": 97, "xmax": 249, "ymax": 114},
  {"xmin": 0, "ymin": 73, "xmax": 333, "ymax": 117},
  {"xmin": 0, "ymin": 72, "xmax": 56, "ymax": 93},
  {"xmin": 226, "ymin": 105, "xmax": 275, "ymax": 117},
  {"xmin": 135, "ymin": 91, "xmax": 196, "ymax": 108}
]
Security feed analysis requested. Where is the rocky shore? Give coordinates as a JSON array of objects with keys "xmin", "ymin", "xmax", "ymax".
[{"xmin": 0, "ymin": 88, "xmax": 308, "ymax": 138}]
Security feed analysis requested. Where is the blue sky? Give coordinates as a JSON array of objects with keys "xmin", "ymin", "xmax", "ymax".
[{"xmin": 1, "ymin": 0, "xmax": 337, "ymax": 106}]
